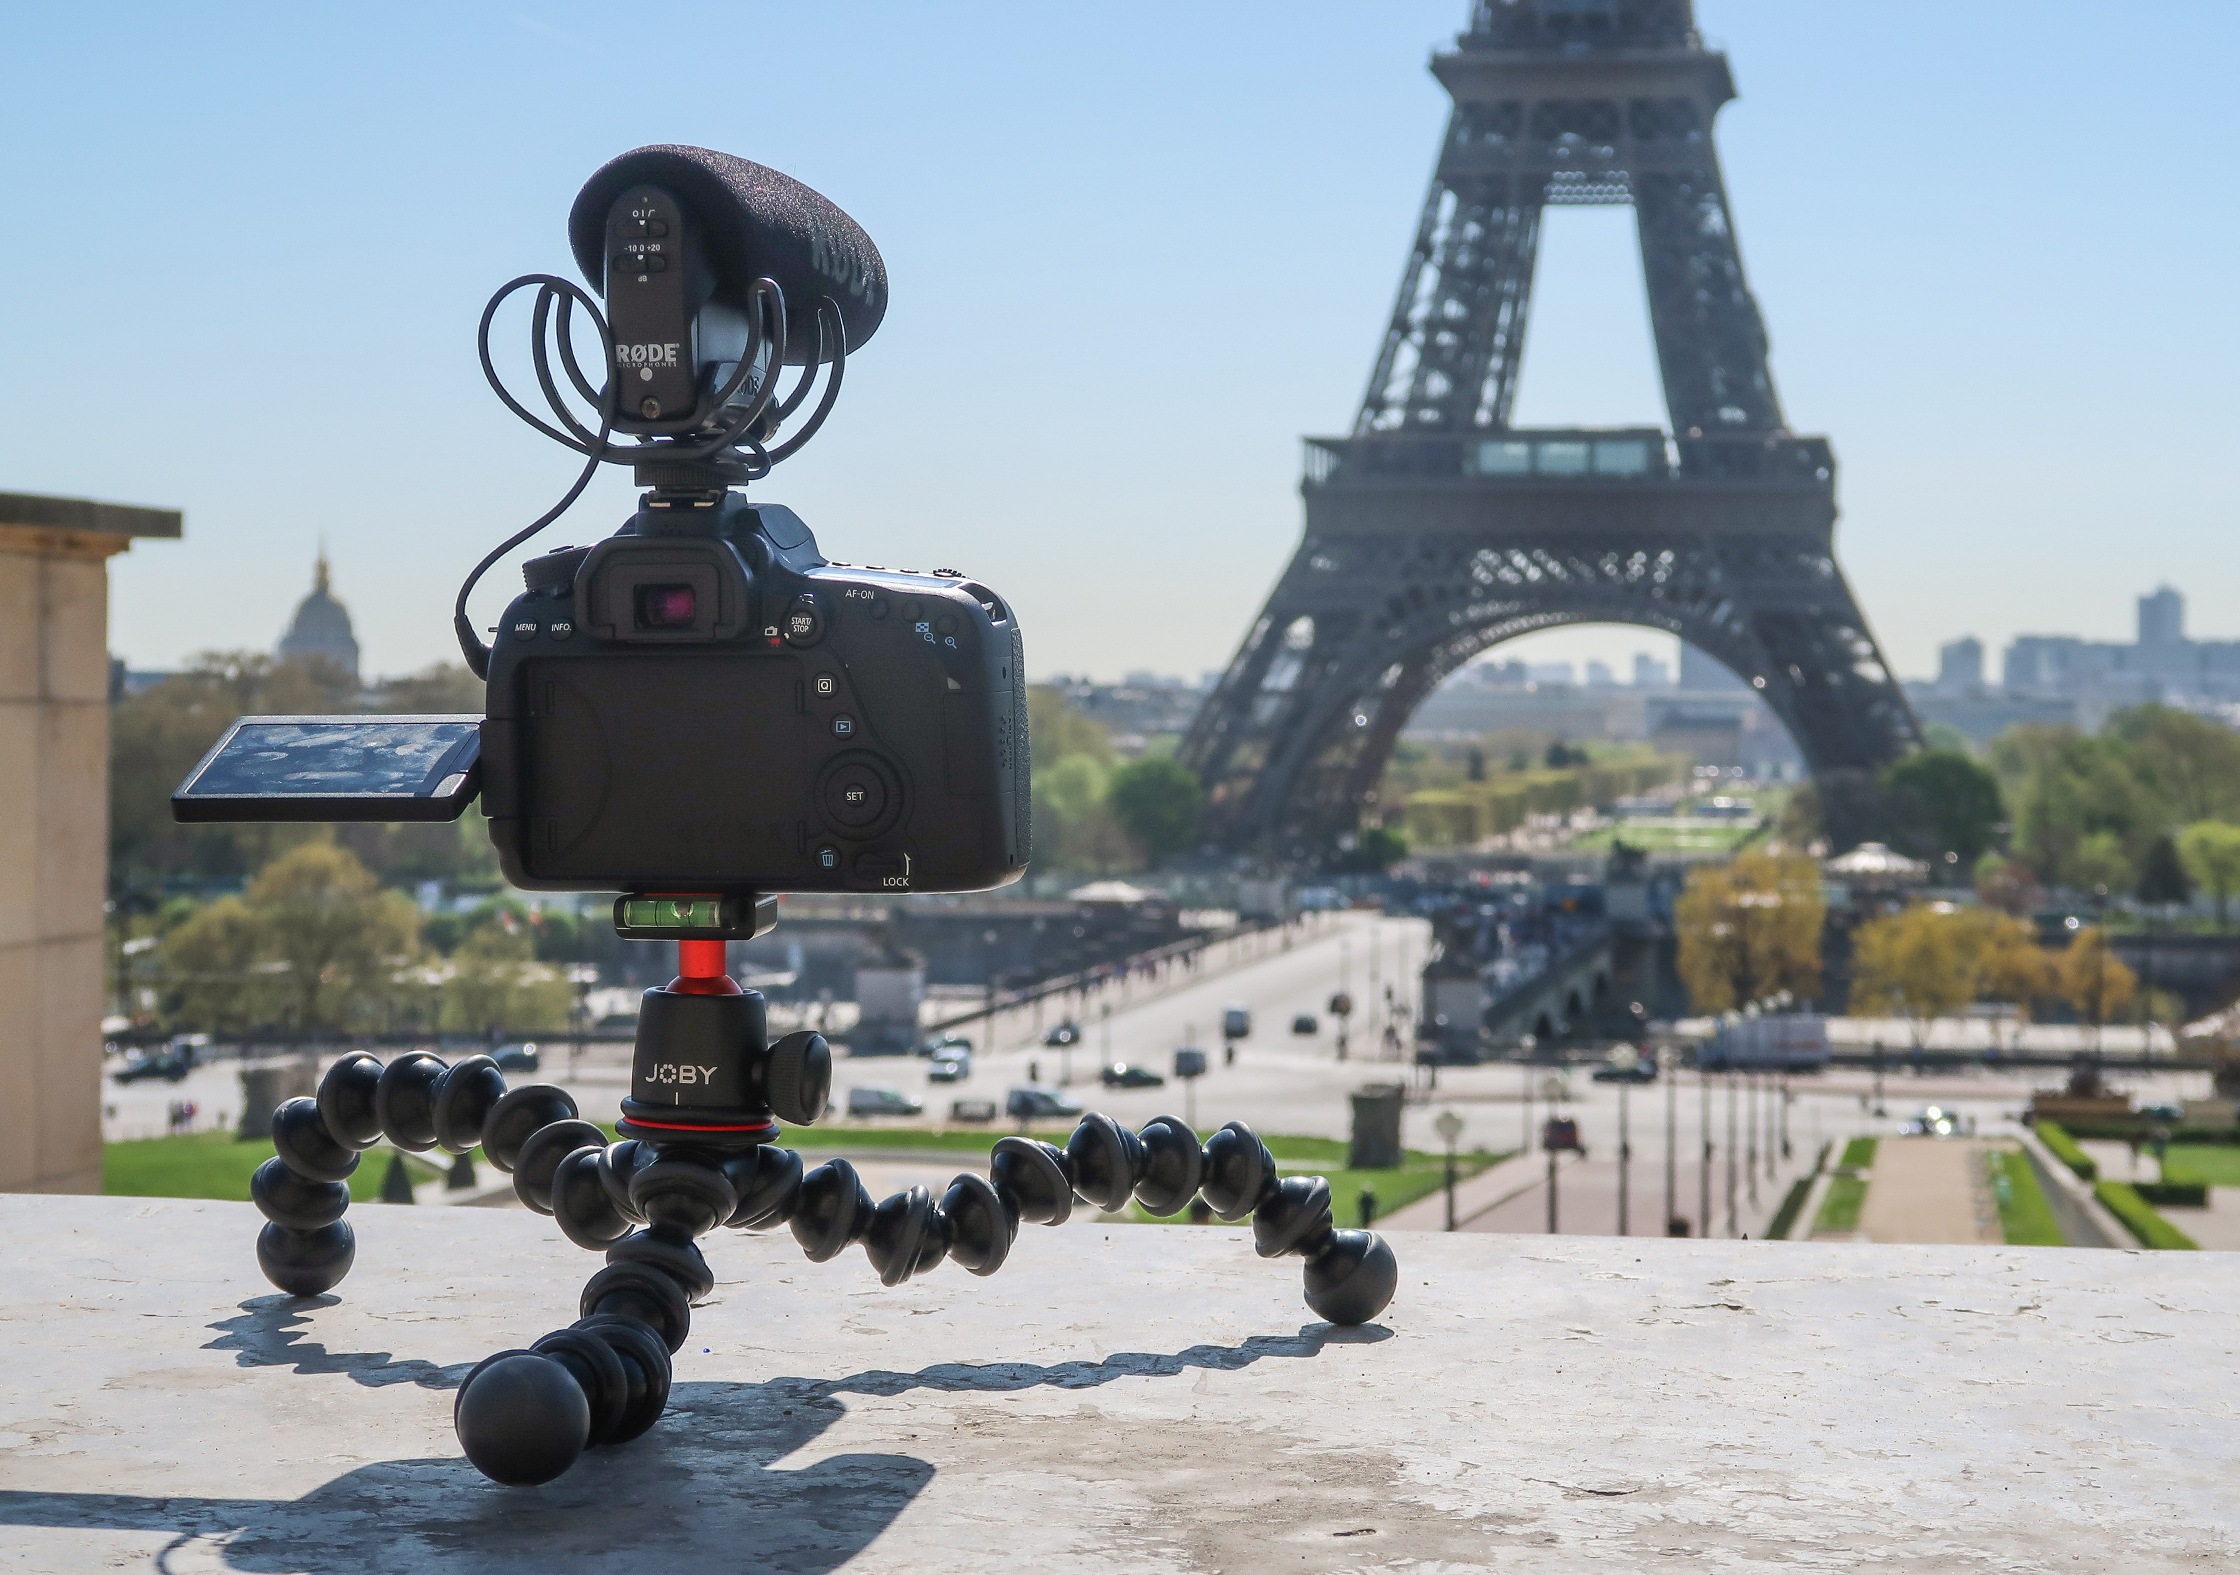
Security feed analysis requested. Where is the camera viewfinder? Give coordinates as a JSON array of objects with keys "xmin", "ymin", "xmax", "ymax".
[{"xmin": 635, "ymin": 583, "xmax": 699, "ymax": 630}]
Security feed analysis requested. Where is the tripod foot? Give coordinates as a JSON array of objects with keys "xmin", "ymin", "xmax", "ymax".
[
  {"xmin": 454, "ymin": 1351, "xmax": 589, "ymax": 1486},
  {"xmin": 1302, "ymin": 1229, "xmax": 1398, "ymax": 1327}
]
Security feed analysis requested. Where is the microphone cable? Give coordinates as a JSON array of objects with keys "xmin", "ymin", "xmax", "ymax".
[{"xmin": 458, "ymin": 271, "xmax": 849, "ymax": 678}]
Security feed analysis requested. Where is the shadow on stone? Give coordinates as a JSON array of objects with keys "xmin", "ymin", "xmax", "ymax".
[{"xmin": 0, "ymin": 1302, "xmax": 1390, "ymax": 1572}]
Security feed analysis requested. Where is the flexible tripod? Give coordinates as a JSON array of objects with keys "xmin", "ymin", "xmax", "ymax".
[{"xmin": 248, "ymin": 899, "xmax": 1399, "ymax": 1485}]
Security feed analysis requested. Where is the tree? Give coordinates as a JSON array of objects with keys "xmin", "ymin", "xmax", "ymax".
[
  {"xmin": 1673, "ymin": 850, "xmax": 1825, "ymax": 1014},
  {"xmin": 1878, "ymin": 749, "xmax": 2004, "ymax": 868},
  {"xmin": 442, "ymin": 919, "xmax": 569, "ymax": 1036},
  {"xmin": 2135, "ymin": 832, "xmax": 2194, "ymax": 907},
  {"xmin": 2178, "ymin": 820, "xmax": 2240, "ymax": 927},
  {"xmin": 2059, "ymin": 926, "xmax": 2136, "ymax": 1045},
  {"xmin": 1850, "ymin": 906, "xmax": 1977, "ymax": 1048},
  {"xmin": 110, "ymin": 650, "xmax": 355, "ymax": 888},
  {"xmin": 159, "ymin": 896, "xmax": 268, "ymax": 1036},
  {"xmin": 2070, "ymin": 831, "xmax": 2131, "ymax": 895},
  {"xmin": 1106, "ymin": 757, "xmax": 1204, "ymax": 859},
  {"xmin": 242, "ymin": 843, "xmax": 421, "ymax": 1035},
  {"xmin": 1330, "ymin": 825, "xmax": 1408, "ymax": 874},
  {"xmin": 2105, "ymin": 704, "xmax": 2240, "ymax": 826},
  {"xmin": 1968, "ymin": 910, "xmax": 2055, "ymax": 1019},
  {"xmin": 1973, "ymin": 852, "xmax": 2041, "ymax": 915}
]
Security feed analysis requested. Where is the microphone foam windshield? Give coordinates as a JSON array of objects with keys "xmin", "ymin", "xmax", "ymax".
[{"xmin": 569, "ymin": 145, "xmax": 886, "ymax": 363}]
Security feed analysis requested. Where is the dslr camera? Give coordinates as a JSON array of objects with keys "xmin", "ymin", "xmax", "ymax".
[{"xmin": 175, "ymin": 145, "xmax": 1030, "ymax": 903}]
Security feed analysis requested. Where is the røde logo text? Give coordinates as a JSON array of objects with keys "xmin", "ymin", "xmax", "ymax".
[{"xmin": 616, "ymin": 343, "xmax": 681, "ymax": 367}]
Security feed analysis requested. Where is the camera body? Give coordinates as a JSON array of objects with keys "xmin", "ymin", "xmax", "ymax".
[{"xmin": 479, "ymin": 491, "xmax": 1029, "ymax": 896}]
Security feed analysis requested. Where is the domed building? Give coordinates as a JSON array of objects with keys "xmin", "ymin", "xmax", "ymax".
[{"xmin": 276, "ymin": 551, "xmax": 360, "ymax": 681}]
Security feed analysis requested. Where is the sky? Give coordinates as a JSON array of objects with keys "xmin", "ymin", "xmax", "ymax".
[{"xmin": 7, "ymin": 2, "xmax": 2237, "ymax": 687}]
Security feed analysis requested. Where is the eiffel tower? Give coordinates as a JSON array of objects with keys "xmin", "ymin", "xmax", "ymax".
[{"xmin": 1180, "ymin": 0, "xmax": 1919, "ymax": 857}]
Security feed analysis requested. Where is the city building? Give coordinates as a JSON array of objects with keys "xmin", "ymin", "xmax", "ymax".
[
  {"xmin": 1911, "ymin": 584, "xmax": 2240, "ymax": 743},
  {"xmin": 276, "ymin": 551, "xmax": 360, "ymax": 681}
]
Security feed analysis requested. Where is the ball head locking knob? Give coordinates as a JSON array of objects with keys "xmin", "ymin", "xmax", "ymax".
[{"xmin": 763, "ymin": 1030, "xmax": 831, "ymax": 1126}]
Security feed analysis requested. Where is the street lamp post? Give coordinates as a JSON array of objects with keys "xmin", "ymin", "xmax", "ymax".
[
  {"xmin": 1746, "ymin": 1072, "xmax": 1759, "ymax": 1207},
  {"xmin": 1519, "ymin": 1047, "xmax": 1536, "ymax": 1158},
  {"xmin": 1699, "ymin": 1060, "xmax": 1712, "ymax": 1239},
  {"xmin": 1663, "ymin": 1041, "xmax": 1678, "ymax": 1235},
  {"xmin": 1435, "ymin": 1108, "xmax": 1465, "ymax": 1232},
  {"xmin": 1609, "ymin": 1045, "xmax": 1639, "ymax": 1236},
  {"xmin": 1725, "ymin": 1072, "xmax": 1739, "ymax": 1237},
  {"xmin": 982, "ymin": 929, "xmax": 1000, "ymax": 1056},
  {"xmin": 566, "ymin": 963, "xmax": 599, "ymax": 1081},
  {"xmin": 1542, "ymin": 1072, "xmax": 1565, "ymax": 1235}
]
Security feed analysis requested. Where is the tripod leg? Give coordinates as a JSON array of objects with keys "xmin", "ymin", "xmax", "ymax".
[
  {"xmin": 246, "ymin": 1048, "xmax": 581, "ymax": 1298},
  {"xmin": 747, "ymin": 1113, "xmax": 1399, "ymax": 1326},
  {"xmin": 456, "ymin": 1141, "xmax": 737, "ymax": 1485}
]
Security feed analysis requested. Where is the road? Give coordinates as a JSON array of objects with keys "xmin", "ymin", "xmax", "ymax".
[{"xmin": 107, "ymin": 910, "xmax": 2230, "ymax": 1248}]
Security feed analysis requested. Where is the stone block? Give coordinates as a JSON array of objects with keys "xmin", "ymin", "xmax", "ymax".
[
  {"xmin": 0, "ymin": 554, "xmax": 38, "ymax": 700},
  {"xmin": 34, "ymin": 935, "xmax": 103, "ymax": 1193},
  {"xmin": 39, "ymin": 554, "xmax": 113, "ymax": 704},
  {"xmin": 2, "ymin": 1197, "xmax": 2238, "ymax": 1570}
]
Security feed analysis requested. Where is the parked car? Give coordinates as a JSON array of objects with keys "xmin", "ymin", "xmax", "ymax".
[
  {"xmin": 1290, "ymin": 1014, "xmax": 1319, "ymax": 1035},
  {"xmin": 928, "ymin": 1047, "xmax": 973, "ymax": 1083},
  {"xmin": 919, "ymin": 1032, "xmax": 973, "ymax": 1059},
  {"xmin": 114, "ymin": 1050, "xmax": 190, "ymax": 1085},
  {"xmin": 494, "ymin": 1043, "xmax": 541, "ymax": 1073},
  {"xmin": 1100, "ymin": 1062, "xmax": 1165, "ymax": 1089},
  {"xmin": 949, "ymin": 1098, "xmax": 999, "ymax": 1123},
  {"xmin": 1591, "ymin": 1059, "xmax": 1656, "ymax": 1084},
  {"xmin": 847, "ymin": 1086, "xmax": 924, "ymax": 1118},
  {"xmin": 1007, "ymin": 1085, "xmax": 1083, "ymax": 1121},
  {"xmin": 1901, "ymin": 1106, "xmax": 1961, "ymax": 1138},
  {"xmin": 1221, "ymin": 1006, "xmax": 1252, "ymax": 1040},
  {"xmin": 1044, "ymin": 1020, "xmax": 1083, "ymax": 1047}
]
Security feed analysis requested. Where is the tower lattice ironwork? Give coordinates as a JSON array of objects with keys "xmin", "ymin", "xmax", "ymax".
[{"xmin": 1180, "ymin": 0, "xmax": 1918, "ymax": 857}]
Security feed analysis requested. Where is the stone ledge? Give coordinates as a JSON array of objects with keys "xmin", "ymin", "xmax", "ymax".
[
  {"xmin": 0, "ymin": 491, "xmax": 182, "ymax": 539},
  {"xmin": 1, "ymin": 1194, "xmax": 2235, "ymax": 1571}
]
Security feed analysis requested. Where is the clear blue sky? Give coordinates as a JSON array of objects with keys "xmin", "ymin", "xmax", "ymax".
[{"xmin": 8, "ymin": 2, "xmax": 2236, "ymax": 685}]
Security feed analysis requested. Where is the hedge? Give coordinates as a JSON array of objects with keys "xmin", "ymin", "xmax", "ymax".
[
  {"xmin": 1766, "ymin": 1175, "xmax": 1814, "ymax": 1241},
  {"xmin": 2095, "ymin": 1181, "xmax": 2200, "ymax": 1250},
  {"xmin": 2133, "ymin": 1180, "xmax": 2210, "ymax": 1209},
  {"xmin": 2035, "ymin": 1121, "xmax": 2096, "ymax": 1182}
]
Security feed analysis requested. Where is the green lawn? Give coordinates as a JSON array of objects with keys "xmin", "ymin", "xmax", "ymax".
[
  {"xmin": 1128, "ymin": 1151, "xmax": 1503, "ymax": 1228},
  {"xmin": 105, "ymin": 1126, "xmax": 1489, "ymax": 1223},
  {"xmin": 1811, "ymin": 1174, "xmax": 1867, "ymax": 1235},
  {"xmin": 1992, "ymin": 1149, "xmax": 2065, "ymax": 1246},
  {"xmin": 1565, "ymin": 823, "xmax": 1762, "ymax": 854},
  {"xmin": 1838, "ymin": 1136, "xmax": 1879, "ymax": 1171},
  {"xmin": 104, "ymin": 1131, "xmax": 454, "ymax": 1203},
  {"xmin": 2160, "ymin": 1145, "xmax": 2240, "ymax": 1188}
]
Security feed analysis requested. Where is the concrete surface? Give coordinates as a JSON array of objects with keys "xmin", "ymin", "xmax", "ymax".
[{"xmin": 5, "ymin": 1195, "xmax": 2240, "ymax": 1571}]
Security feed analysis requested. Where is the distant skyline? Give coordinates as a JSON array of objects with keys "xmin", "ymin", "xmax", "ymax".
[{"xmin": 10, "ymin": 2, "xmax": 2236, "ymax": 685}]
